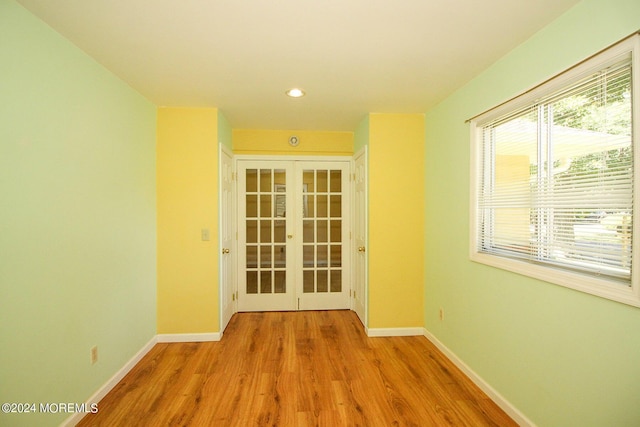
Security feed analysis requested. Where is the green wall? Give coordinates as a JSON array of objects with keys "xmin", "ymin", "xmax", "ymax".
[
  {"xmin": 353, "ymin": 114, "xmax": 369, "ymax": 153},
  {"xmin": 424, "ymin": 0, "xmax": 640, "ymax": 426},
  {"xmin": 0, "ymin": 1, "xmax": 157, "ymax": 426},
  {"xmin": 218, "ymin": 110, "xmax": 233, "ymax": 150}
]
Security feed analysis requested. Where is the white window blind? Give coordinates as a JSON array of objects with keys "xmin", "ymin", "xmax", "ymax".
[{"xmin": 471, "ymin": 34, "xmax": 640, "ymax": 305}]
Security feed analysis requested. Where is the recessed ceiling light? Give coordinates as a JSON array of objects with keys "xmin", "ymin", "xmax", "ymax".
[{"xmin": 286, "ymin": 88, "xmax": 305, "ymax": 98}]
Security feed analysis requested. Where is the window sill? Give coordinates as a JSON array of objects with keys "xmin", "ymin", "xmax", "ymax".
[{"xmin": 470, "ymin": 250, "xmax": 640, "ymax": 308}]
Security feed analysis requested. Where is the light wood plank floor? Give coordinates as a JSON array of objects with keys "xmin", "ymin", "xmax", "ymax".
[{"xmin": 78, "ymin": 310, "xmax": 516, "ymax": 426}]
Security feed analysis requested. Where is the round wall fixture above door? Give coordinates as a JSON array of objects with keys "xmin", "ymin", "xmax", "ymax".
[{"xmin": 289, "ymin": 136, "xmax": 300, "ymax": 147}]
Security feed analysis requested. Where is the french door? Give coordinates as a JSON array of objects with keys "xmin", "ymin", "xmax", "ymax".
[{"xmin": 237, "ymin": 159, "xmax": 350, "ymax": 311}]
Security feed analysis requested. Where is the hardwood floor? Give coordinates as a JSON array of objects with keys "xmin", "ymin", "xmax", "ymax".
[{"xmin": 78, "ymin": 310, "xmax": 517, "ymax": 426}]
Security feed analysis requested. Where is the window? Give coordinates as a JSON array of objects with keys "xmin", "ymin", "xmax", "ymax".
[{"xmin": 470, "ymin": 34, "xmax": 640, "ymax": 307}]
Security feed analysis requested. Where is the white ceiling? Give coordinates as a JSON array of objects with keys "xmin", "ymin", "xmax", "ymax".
[{"xmin": 17, "ymin": 0, "xmax": 579, "ymax": 131}]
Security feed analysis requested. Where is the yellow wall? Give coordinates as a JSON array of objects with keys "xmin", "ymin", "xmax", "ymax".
[
  {"xmin": 157, "ymin": 113, "xmax": 420, "ymax": 332},
  {"xmin": 368, "ymin": 113, "xmax": 425, "ymax": 328},
  {"xmin": 157, "ymin": 107, "xmax": 219, "ymax": 333},
  {"xmin": 233, "ymin": 129, "xmax": 353, "ymax": 155}
]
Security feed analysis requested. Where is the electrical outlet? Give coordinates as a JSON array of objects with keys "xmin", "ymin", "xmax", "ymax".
[
  {"xmin": 90, "ymin": 346, "xmax": 98, "ymax": 365},
  {"xmin": 201, "ymin": 228, "xmax": 210, "ymax": 241},
  {"xmin": 439, "ymin": 308, "xmax": 444, "ymax": 321}
]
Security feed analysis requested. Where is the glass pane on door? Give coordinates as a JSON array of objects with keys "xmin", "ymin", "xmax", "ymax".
[
  {"xmin": 302, "ymin": 168, "xmax": 342, "ymax": 293},
  {"xmin": 245, "ymin": 168, "xmax": 287, "ymax": 295}
]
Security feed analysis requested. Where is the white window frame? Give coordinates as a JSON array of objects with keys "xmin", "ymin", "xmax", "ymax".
[{"xmin": 470, "ymin": 34, "xmax": 640, "ymax": 307}]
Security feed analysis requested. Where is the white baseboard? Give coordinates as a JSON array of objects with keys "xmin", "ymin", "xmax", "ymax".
[
  {"xmin": 61, "ymin": 336, "xmax": 157, "ymax": 427},
  {"xmin": 423, "ymin": 329, "xmax": 535, "ymax": 427},
  {"xmin": 61, "ymin": 331, "xmax": 221, "ymax": 426},
  {"xmin": 64, "ymin": 328, "xmax": 530, "ymax": 426},
  {"xmin": 157, "ymin": 332, "xmax": 221, "ymax": 343},
  {"xmin": 366, "ymin": 327, "xmax": 424, "ymax": 337}
]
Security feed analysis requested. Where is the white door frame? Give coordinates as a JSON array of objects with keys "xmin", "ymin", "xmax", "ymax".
[{"xmin": 219, "ymin": 153, "xmax": 367, "ymax": 321}]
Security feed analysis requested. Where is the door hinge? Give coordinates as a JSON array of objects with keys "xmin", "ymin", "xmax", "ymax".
[
  {"xmin": 297, "ymin": 298, "xmax": 300, "ymax": 310},
  {"xmin": 232, "ymin": 293, "xmax": 235, "ymax": 301}
]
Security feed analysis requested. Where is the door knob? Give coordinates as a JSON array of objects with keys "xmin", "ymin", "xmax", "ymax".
[
  {"xmin": 222, "ymin": 248, "xmax": 230, "ymax": 254},
  {"xmin": 358, "ymin": 246, "xmax": 366, "ymax": 252},
  {"xmin": 287, "ymin": 234, "xmax": 293, "ymax": 239}
]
